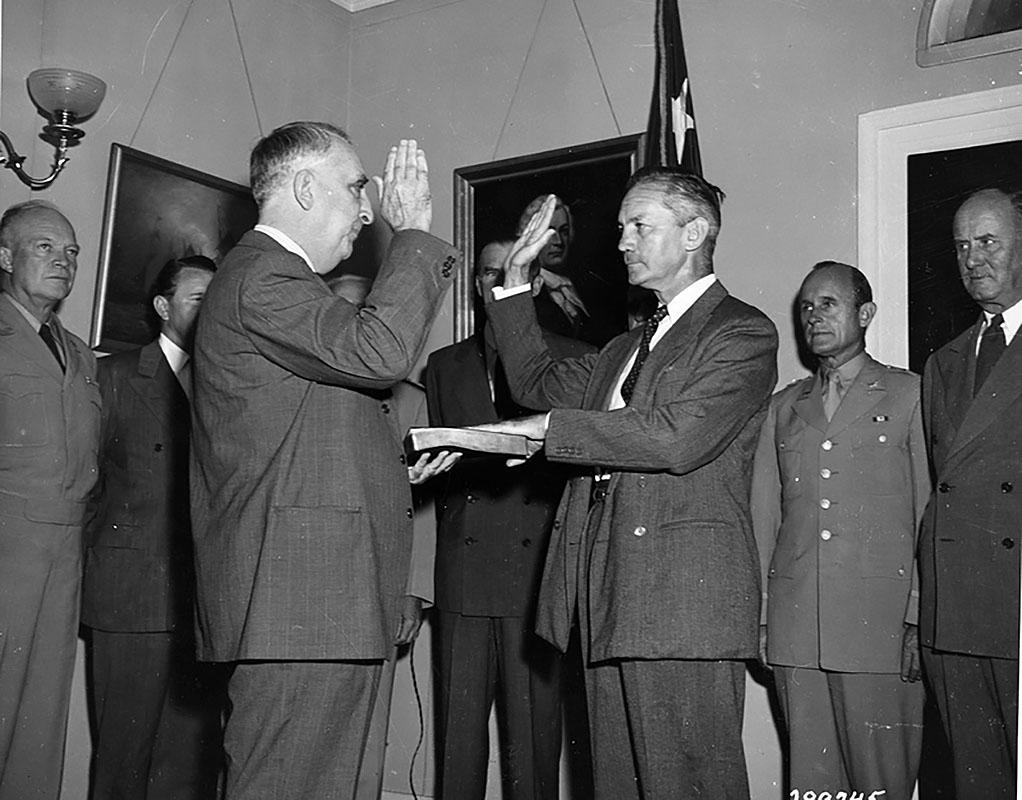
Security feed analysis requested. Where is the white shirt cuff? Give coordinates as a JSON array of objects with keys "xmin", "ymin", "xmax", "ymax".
[{"xmin": 491, "ymin": 283, "xmax": 531, "ymax": 301}]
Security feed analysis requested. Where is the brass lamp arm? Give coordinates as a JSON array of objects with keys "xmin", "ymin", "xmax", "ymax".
[{"xmin": 0, "ymin": 129, "xmax": 68, "ymax": 190}]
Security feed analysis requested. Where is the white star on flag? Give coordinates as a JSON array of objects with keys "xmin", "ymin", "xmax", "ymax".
[{"xmin": 670, "ymin": 77, "xmax": 696, "ymax": 162}]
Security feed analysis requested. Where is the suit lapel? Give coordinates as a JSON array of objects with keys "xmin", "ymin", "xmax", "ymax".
[
  {"xmin": 825, "ymin": 356, "xmax": 887, "ymax": 437},
  {"xmin": 792, "ymin": 375, "xmax": 828, "ymax": 433},
  {"xmin": 449, "ymin": 336, "xmax": 499, "ymax": 424},
  {"xmin": 621, "ymin": 281, "xmax": 728, "ymax": 407},
  {"xmin": 946, "ymin": 329, "xmax": 1022, "ymax": 467},
  {"xmin": 585, "ymin": 332, "xmax": 638, "ymax": 411},
  {"xmin": 129, "ymin": 340, "xmax": 187, "ymax": 425}
]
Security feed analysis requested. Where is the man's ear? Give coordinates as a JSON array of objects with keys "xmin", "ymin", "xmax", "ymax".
[
  {"xmin": 0, "ymin": 246, "xmax": 13, "ymax": 276},
  {"xmin": 684, "ymin": 217, "xmax": 710, "ymax": 252},
  {"xmin": 530, "ymin": 274, "xmax": 543, "ymax": 298},
  {"xmin": 293, "ymin": 169, "xmax": 315, "ymax": 211},
  {"xmin": 858, "ymin": 300, "xmax": 877, "ymax": 329},
  {"xmin": 153, "ymin": 294, "xmax": 170, "ymax": 322}
]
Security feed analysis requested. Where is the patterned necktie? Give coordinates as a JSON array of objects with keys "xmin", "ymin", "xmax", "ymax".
[
  {"xmin": 974, "ymin": 313, "xmax": 1005, "ymax": 397},
  {"xmin": 39, "ymin": 322, "xmax": 64, "ymax": 372},
  {"xmin": 620, "ymin": 305, "xmax": 668, "ymax": 404},
  {"xmin": 821, "ymin": 369, "xmax": 842, "ymax": 421}
]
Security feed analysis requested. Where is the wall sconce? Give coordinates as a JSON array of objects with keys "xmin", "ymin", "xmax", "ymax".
[{"xmin": 0, "ymin": 68, "xmax": 107, "ymax": 190}]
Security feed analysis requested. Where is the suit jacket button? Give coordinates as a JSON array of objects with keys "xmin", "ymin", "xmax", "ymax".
[
  {"xmin": 522, "ymin": 538, "xmax": 532, "ymax": 547},
  {"xmin": 1003, "ymin": 538, "xmax": 1015, "ymax": 549},
  {"xmin": 552, "ymin": 520, "xmax": 561, "ymax": 529},
  {"xmin": 938, "ymin": 482, "xmax": 951, "ymax": 493},
  {"xmin": 466, "ymin": 494, "xmax": 476, "ymax": 503},
  {"xmin": 633, "ymin": 526, "xmax": 647, "ymax": 537},
  {"xmin": 464, "ymin": 536, "xmax": 476, "ymax": 545},
  {"xmin": 1002, "ymin": 482, "xmax": 1014, "ymax": 493},
  {"xmin": 399, "ymin": 454, "xmax": 406, "ymax": 465},
  {"xmin": 154, "ymin": 443, "xmax": 163, "ymax": 452},
  {"xmin": 381, "ymin": 403, "xmax": 390, "ymax": 414}
]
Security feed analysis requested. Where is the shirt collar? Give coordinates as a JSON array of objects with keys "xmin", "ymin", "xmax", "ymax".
[
  {"xmin": 820, "ymin": 350, "xmax": 868, "ymax": 391},
  {"xmin": 254, "ymin": 224, "xmax": 315, "ymax": 272},
  {"xmin": 983, "ymin": 297, "xmax": 1022, "ymax": 345},
  {"xmin": 158, "ymin": 332, "xmax": 189, "ymax": 374},
  {"xmin": 2, "ymin": 292, "xmax": 47, "ymax": 332},
  {"xmin": 660, "ymin": 274, "xmax": 717, "ymax": 326}
]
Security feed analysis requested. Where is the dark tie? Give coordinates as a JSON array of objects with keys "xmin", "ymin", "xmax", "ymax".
[
  {"xmin": 39, "ymin": 322, "xmax": 64, "ymax": 372},
  {"xmin": 974, "ymin": 313, "xmax": 1005, "ymax": 396},
  {"xmin": 621, "ymin": 305, "xmax": 668, "ymax": 404}
]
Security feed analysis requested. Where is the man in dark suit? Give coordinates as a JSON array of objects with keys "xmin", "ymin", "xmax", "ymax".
[
  {"xmin": 83, "ymin": 255, "xmax": 223, "ymax": 799},
  {"xmin": 190, "ymin": 123, "xmax": 458, "ymax": 799},
  {"xmin": 478, "ymin": 169, "xmax": 778, "ymax": 799},
  {"xmin": 751, "ymin": 262, "xmax": 928, "ymax": 799},
  {"xmin": 425, "ymin": 240, "xmax": 594, "ymax": 799},
  {"xmin": 0, "ymin": 201, "xmax": 100, "ymax": 800},
  {"xmin": 919, "ymin": 187, "xmax": 1021, "ymax": 799}
]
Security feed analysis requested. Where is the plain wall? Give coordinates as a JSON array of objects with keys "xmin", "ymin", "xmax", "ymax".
[{"xmin": 2, "ymin": 1, "xmax": 1020, "ymax": 798}]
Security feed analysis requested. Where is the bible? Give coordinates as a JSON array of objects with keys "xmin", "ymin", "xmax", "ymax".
[{"xmin": 404, "ymin": 426, "xmax": 534, "ymax": 460}]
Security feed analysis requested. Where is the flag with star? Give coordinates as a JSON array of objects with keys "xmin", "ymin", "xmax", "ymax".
[{"xmin": 644, "ymin": 0, "xmax": 702, "ymax": 175}]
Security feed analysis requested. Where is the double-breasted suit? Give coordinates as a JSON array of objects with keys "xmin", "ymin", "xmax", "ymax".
[
  {"xmin": 83, "ymin": 339, "xmax": 224, "ymax": 799},
  {"xmin": 425, "ymin": 329, "xmax": 592, "ymax": 799},
  {"xmin": 191, "ymin": 228, "xmax": 456, "ymax": 796},
  {"xmin": 919, "ymin": 314, "xmax": 1021, "ymax": 798},
  {"xmin": 0, "ymin": 294, "xmax": 100, "ymax": 800},
  {"xmin": 488, "ymin": 280, "xmax": 777, "ymax": 799},
  {"xmin": 751, "ymin": 354, "xmax": 928, "ymax": 797}
]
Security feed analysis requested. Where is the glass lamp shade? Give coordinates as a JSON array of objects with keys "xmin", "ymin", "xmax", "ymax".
[{"xmin": 27, "ymin": 68, "xmax": 106, "ymax": 121}]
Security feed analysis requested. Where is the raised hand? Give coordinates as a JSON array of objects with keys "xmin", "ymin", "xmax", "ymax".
[
  {"xmin": 372, "ymin": 139, "xmax": 431, "ymax": 233},
  {"xmin": 501, "ymin": 194, "xmax": 558, "ymax": 289}
]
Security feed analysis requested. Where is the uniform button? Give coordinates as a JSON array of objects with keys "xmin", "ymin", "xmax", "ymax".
[
  {"xmin": 154, "ymin": 443, "xmax": 163, "ymax": 452},
  {"xmin": 1003, "ymin": 538, "xmax": 1015, "ymax": 550},
  {"xmin": 522, "ymin": 538, "xmax": 532, "ymax": 547},
  {"xmin": 820, "ymin": 468, "xmax": 832, "ymax": 479},
  {"xmin": 897, "ymin": 567, "xmax": 906, "ymax": 576},
  {"xmin": 820, "ymin": 498, "xmax": 831, "ymax": 509},
  {"xmin": 1002, "ymin": 482, "xmax": 1014, "ymax": 493},
  {"xmin": 820, "ymin": 529, "xmax": 832, "ymax": 541},
  {"xmin": 406, "ymin": 507, "xmax": 413, "ymax": 519},
  {"xmin": 938, "ymin": 482, "xmax": 951, "ymax": 493},
  {"xmin": 399, "ymin": 454, "xmax": 406, "ymax": 465},
  {"xmin": 821, "ymin": 440, "xmax": 833, "ymax": 451},
  {"xmin": 878, "ymin": 434, "xmax": 887, "ymax": 443},
  {"xmin": 633, "ymin": 526, "xmax": 647, "ymax": 537}
]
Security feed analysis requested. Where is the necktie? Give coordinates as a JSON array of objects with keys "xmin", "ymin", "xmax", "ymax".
[
  {"xmin": 39, "ymin": 322, "xmax": 64, "ymax": 372},
  {"xmin": 620, "ymin": 305, "xmax": 668, "ymax": 404},
  {"xmin": 822, "ymin": 369, "xmax": 842, "ymax": 421},
  {"xmin": 974, "ymin": 313, "xmax": 1005, "ymax": 396}
]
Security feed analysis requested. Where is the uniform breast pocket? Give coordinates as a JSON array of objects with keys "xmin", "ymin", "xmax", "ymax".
[
  {"xmin": 849, "ymin": 428, "xmax": 909, "ymax": 493},
  {"xmin": 0, "ymin": 374, "xmax": 54, "ymax": 448},
  {"xmin": 777, "ymin": 434, "xmax": 805, "ymax": 498}
]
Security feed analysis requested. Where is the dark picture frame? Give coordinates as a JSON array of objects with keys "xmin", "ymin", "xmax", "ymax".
[
  {"xmin": 453, "ymin": 133, "xmax": 644, "ymax": 344},
  {"xmin": 90, "ymin": 144, "xmax": 258, "ymax": 352}
]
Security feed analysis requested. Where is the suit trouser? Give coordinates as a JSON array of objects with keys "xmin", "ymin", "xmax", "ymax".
[
  {"xmin": 88, "ymin": 628, "xmax": 226, "ymax": 800},
  {"xmin": 921, "ymin": 645, "xmax": 1018, "ymax": 799},
  {"xmin": 773, "ymin": 666, "xmax": 924, "ymax": 800},
  {"xmin": 583, "ymin": 656, "xmax": 748, "ymax": 800},
  {"xmin": 223, "ymin": 660, "xmax": 382, "ymax": 800},
  {"xmin": 434, "ymin": 610, "xmax": 562, "ymax": 800},
  {"xmin": 0, "ymin": 512, "xmax": 80, "ymax": 800}
]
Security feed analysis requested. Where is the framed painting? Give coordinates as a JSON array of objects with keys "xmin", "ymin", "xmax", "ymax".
[
  {"xmin": 857, "ymin": 84, "xmax": 1022, "ymax": 370},
  {"xmin": 453, "ymin": 133, "xmax": 645, "ymax": 346},
  {"xmin": 89, "ymin": 144, "xmax": 258, "ymax": 352}
]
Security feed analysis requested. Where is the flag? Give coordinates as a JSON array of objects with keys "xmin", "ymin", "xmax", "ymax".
[{"xmin": 644, "ymin": 0, "xmax": 702, "ymax": 175}]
